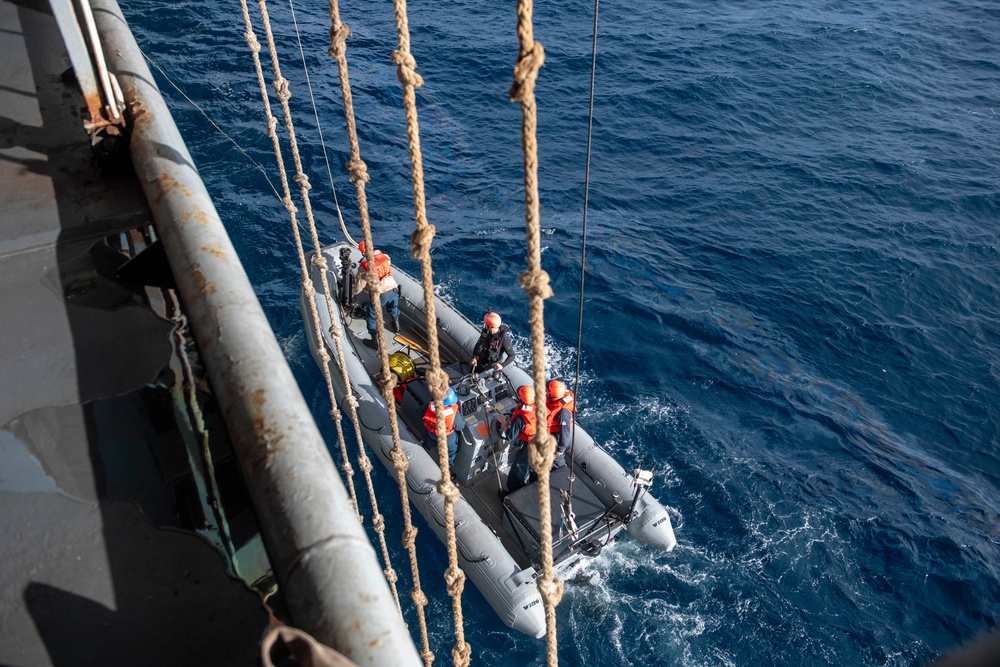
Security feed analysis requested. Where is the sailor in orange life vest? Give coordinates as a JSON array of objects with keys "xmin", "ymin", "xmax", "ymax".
[
  {"xmin": 546, "ymin": 379, "xmax": 575, "ymax": 469},
  {"xmin": 470, "ymin": 311, "xmax": 516, "ymax": 374},
  {"xmin": 424, "ymin": 387, "xmax": 466, "ymax": 467},
  {"xmin": 353, "ymin": 241, "xmax": 400, "ymax": 349},
  {"xmin": 500, "ymin": 385, "xmax": 538, "ymax": 493}
]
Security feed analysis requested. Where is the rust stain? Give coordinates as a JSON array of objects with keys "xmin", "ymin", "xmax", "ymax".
[
  {"xmin": 158, "ymin": 172, "xmax": 194, "ymax": 198},
  {"xmin": 190, "ymin": 265, "xmax": 217, "ymax": 295},
  {"xmin": 250, "ymin": 388, "xmax": 268, "ymax": 432},
  {"xmin": 239, "ymin": 388, "xmax": 278, "ymax": 487},
  {"xmin": 192, "ymin": 264, "xmax": 206, "ymax": 289},
  {"xmin": 200, "ymin": 243, "xmax": 227, "ymax": 260},
  {"xmin": 125, "ymin": 89, "xmax": 149, "ymax": 124}
]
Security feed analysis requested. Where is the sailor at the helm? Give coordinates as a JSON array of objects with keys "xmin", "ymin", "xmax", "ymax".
[{"xmin": 470, "ymin": 311, "xmax": 516, "ymax": 374}]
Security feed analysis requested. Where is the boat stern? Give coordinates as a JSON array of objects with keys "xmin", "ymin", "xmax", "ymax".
[{"xmin": 625, "ymin": 500, "xmax": 677, "ymax": 552}]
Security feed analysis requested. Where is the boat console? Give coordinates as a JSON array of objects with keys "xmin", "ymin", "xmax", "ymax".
[
  {"xmin": 396, "ymin": 363, "xmax": 518, "ymax": 487},
  {"xmin": 449, "ymin": 366, "xmax": 519, "ymax": 486}
]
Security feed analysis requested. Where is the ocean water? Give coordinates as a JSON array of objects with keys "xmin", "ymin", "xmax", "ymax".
[{"xmin": 123, "ymin": 0, "xmax": 1000, "ymax": 664}]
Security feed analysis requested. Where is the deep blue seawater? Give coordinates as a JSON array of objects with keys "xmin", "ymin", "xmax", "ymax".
[{"xmin": 123, "ymin": 0, "xmax": 1000, "ymax": 664}]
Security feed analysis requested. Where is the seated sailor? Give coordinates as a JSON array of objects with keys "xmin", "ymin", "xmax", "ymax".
[
  {"xmin": 470, "ymin": 311, "xmax": 516, "ymax": 374},
  {"xmin": 353, "ymin": 240, "xmax": 400, "ymax": 348},
  {"xmin": 423, "ymin": 388, "xmax": 465, "ymax": 468},
  {"xmin": 502, "ymin": 385, "xmax": 537, "ymax": 493},
  {"xmin": 546, "ymin": 380, "xmax": 575, "ymax": 469}
]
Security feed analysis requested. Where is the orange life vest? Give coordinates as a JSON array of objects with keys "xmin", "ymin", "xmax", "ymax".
[
  {"xmin": 424, "ymin": 402, "xmax": 458, "ymax": 435},
  {"xmin": 546, "ymin": 391, "xmax": 575, "ymax": 433},
  {"xmin": 511, "ymin": 403, "xmax": 537, "ymax": 442},
  {"xmin": 360, "ymin": 250, "xmax": 392, "ymax": 282}
]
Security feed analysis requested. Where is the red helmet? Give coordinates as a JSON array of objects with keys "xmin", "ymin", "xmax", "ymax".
[
  {"xmin": 517, "ymin": 385, "xmax": 535, "ymax": 404},
  {"xmin": 357, "ymin": 240, "xmax": 367, "ymax": 254},
  {"xmin": 484, "ymin": 312, "xmax": 502, "ymax": 328},
  {"xmin": 547, "ymin": 380, "xmax": 567, "ymax": 400}
]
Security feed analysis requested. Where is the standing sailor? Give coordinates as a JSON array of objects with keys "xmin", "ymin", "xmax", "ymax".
[
  {"xmin": 502, "ymin": 385, "xmax": 537, "ymax": 493},
  {"xmin": 353, "ymin": 241, "xmax": 400, "ymax": 348},
  {"xmin": 546, "ymin": 380, "xmax": 575, "ymax": 469},
  {"xmin": 470, "ymin": 311, "xmax": 516, "ymax": 374},
  {"xmin": 424, "ymin": 388, "xmax": 465, "ymax": 468}
]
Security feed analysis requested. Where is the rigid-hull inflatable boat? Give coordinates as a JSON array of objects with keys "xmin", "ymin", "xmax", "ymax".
[{"xmin": 301, "ymin": 243, "xmax": 676, "ymax": 638}]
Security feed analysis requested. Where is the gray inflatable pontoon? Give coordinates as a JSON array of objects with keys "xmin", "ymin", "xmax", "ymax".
[{"xmin": 301, "ymin": 243, "xmax": 676, "ymax": 638}]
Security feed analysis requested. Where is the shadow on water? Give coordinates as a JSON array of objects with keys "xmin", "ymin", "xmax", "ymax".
[{"xmin": 1, "ymin": 3, "xmax": 271, "ymax": 665}]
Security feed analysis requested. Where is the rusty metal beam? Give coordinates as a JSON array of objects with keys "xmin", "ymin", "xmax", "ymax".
[{"xmin": 88, "ymin": 1, "xmax": 422, "ymax": 664}]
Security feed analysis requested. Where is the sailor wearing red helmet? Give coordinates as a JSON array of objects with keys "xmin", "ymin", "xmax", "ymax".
[
  {"xmin": 501, "ymin": 384, "xmax": 538, "ymax": 493},
  {"xmin": 470, "ymin": 311, "xmax": 516, "ymax": 374},
  {"xmin": 354, "ymin": 240, "xmax": 400, "ymax": 348},
  {"xmin": 546, "ymin": 379, "xmax": 575, "ymax": 469}
]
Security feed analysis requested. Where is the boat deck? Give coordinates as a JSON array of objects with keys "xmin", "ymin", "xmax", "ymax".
[
  {"xmin": 342, "ymin": 276, "xmax": 620, "ymax": 571},
  {"xmin": 0, "ymin": 2, "xmax": 267, "ymax": 664}
]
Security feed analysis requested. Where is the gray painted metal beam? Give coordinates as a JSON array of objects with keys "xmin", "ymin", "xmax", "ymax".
[
  {"xmin": 48, "ymin": 0, "xmax": 106, "ymax": 129},
  {"xmin": 88, "ymin": 1, "xmax": 421, "ymax": 664}
]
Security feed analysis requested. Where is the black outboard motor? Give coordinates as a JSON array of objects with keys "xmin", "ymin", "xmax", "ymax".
[{"xmin": 338, "ymin": 246, "xmax": 355, "ymax": 311}]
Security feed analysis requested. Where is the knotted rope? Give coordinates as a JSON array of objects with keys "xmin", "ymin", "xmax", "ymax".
[
  {"xmin": 239, "ymin": 0, "xmax": 405, "ymax": 616},
  {"xmin": 389, "ymin": 0, "xmax": 470, "ymax": 663},
  {"xmin": 511, "ymin": 0, "xmax": 562, "ymax": 663},
  {"xmin": 326, "ymin": 0, "xmax": 436, "ymax": 663}
]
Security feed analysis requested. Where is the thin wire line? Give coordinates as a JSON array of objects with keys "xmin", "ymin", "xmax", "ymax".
[
  {"xmin": 569, "ymin": 0, "xmax": 600, "ymax": 498},
  {"xmin": 138, "ymin": 47, "xmax": 282, "ymax": 203},
  {"xmin": 287, "ymin": 0, "xmax": 356, "ymax": 246}
]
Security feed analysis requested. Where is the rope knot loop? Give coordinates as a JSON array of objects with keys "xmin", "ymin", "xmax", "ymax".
[
  {"xmin": 371, "ymin": 512, "xmax": 384, "ymax": 532},
  {"xmin": 384, "ymin": 567, "xmax": 398, "ymax": 584},
  {"xmin": 379, "ymin": 371, "xmax": 398, "ymax": 403},
  {"xmin": 436, "ymin": 478, "xmax": 460, "ymax": 504},
  {"xmin": 509, "ymin": 41, "xmax": 546, "ymax": 103},
  {"xmin": 266, "ymin": 116, "xmax": 278, "ymax": 136},
  {"xmin": 346, "ymin": 394, "xmax": 360, "ymax": 409},
  {"xmin": 313, "ymin": 255, "xmax": 328, "ymax": 271},
  {"xmin": 293, "ymin": 172, "xmax": 311, "ymax": 190},
  {"xmin": 390, "ymin": 446, "xmax": 410, "ymax": 473},
  {"xmin": 281, "ymin": 196, "xmax": 298, "ymax": 216},
  {"xmin": 528, "ymin": 433, "xmax": 556, "ymax": 472},
  {"xmin": 244, "ymin": 31, "xmax": 261, "ymax": 53},
  {"xmin": 518, "ymin": 268, "xmax": 553, "ymax": 300},
  {"xmin": 410, "ymin": 588, "xmax": 428, "ymax": 608},
  {"xmin": 328, "ymin": 407, "xmax": 341, "ymax": 421},
  {"xmin": 346, "ymin": 159, "xmax": 370, "ymax": 184},
  {"xmin": 274, "ymin": 76, "xmax": 292, "ymax": 102},
  {"xmin": 361, "ymin": 268, "xmax": 381, "ymax": 293},
  {"xmin": 328, "ymin": 22, "xmax": 351, "ymax": 60},
  {"xmin": 359, "ymin": 455, "xmax": 373, "ymax": 474},
  {"xmin": 452, "ymin": 642, "xmax": 472, "ymax": 667},
  {"xmin": 444, "ymin": 566, "xmax": 466, "ymax": 597},
  {"xmin": 537, "ymin": 575, "xmax": 564, "ymax": 605},
  {"xmin": 409, "ymin": 224, "xmax": 436, "ymax": 260},
  {"xmin": 425, "ymin": 368, "xmax": 450, "ymax": 402},
  {"xmin": 390, "ymin": 49, "xmax": 424, "ymax": 88},
  {"xmin": 402, "ymin": 525, "xmax": 418, "ymax": 549}
]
